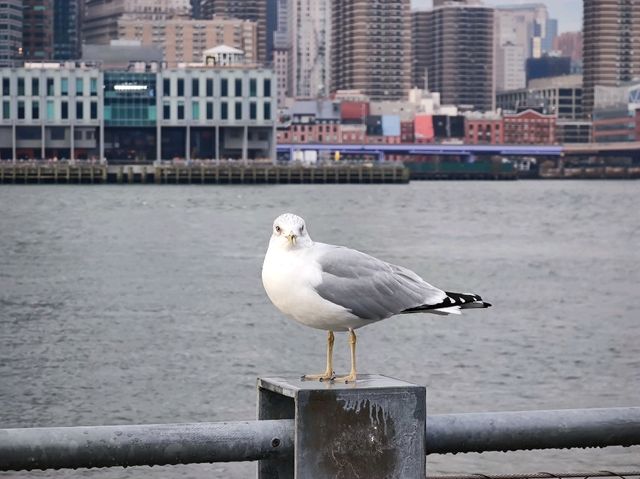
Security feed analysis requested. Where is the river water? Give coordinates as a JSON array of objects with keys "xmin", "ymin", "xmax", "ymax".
[{"xmin": 1, "ymin": 181, "xmax": 639, "ymax": 478}]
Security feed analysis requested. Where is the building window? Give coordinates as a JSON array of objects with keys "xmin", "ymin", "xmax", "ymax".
[
  {"xmin": 221, "ymin": 78, "xmax": 228, "ymax": 97},
  {"xmin": 90, "ymin": 78, "xmax": 98, "ymax": 96},
  {"xmin": 206, "ymin": 101, "xmax": 213, "ymax": 120},
  {"xmin": 177, "ymin": 79, "xmax": 184, "ymax": 96},
  {"xmin": 264, "ymin": 79, "xmax": 271, "ymax": 97},
  {"xmin": 76, "ymin": 101, "xmax": 83, "ymax": 119},
  {"xmin": 221, "ymin": 101, "xmax": 228, "ymax": 120},
  {"xmin": 235, "ymin": 101, "xmax": 242, "ymax": 120},
  {"xmin": 249, "ymin": 78, "xmax": 257, "ymax": 97},
  {"xmin": 2, "ymin": 78, "xmax": 9, "ymax": 96},
  {"xmin": 32, "ymin": 101, "xmax": 39, "ymax": 120},
  {"xmin": 2, "ymin": 100, "xmax": 9, "ymax": 119},
  {"xmin": 163, "ymin": 102, "xmax": 170, "ymax": 120},
  {"xmin": 32, "ymin": 78, "xmax": 39, "ymax": 96},
  {"xmin": 51, "ymin": 127, "xmax": 65, "ymax": 140},
  {"xmin": 206, "ymin": 78, "xmax": 213, "ymax": 96},
  {"xmin": 264, "ymin": 101, "xmax": 271, "ymax": 120},
  {"xmin": 47, "ymin": 100, "xmax": 54, "ymax": 120},
  {"xmin": 90, "ymin": 102, "xmax": 98, "ymax": 119},
  {"xmin": 192, "ymin": 101, "xmax": 199, "ymax": 120},
  {"xmin": 76, "ymin": 78, "xmax": 83, "ymax": 95},
  {"xmin": 17, "ymin": 77, "xmax": 24, "ymax": 96},
  {"xmin": 61, "ymin": 101, "xmax": 68, "ymax": 119},
  {"xmin": 177, "ymin": 101, "xmax": 184, "ymax": 120},
  {"xmin": 249, "ymin": 101, "xmax": 257, "ymax": 120},
  {"xmin": 17, "ymin": 100, "xmax": 24, "ymax": 119},
  {"xmin": 235, "ymin": 78, "xmax": 242, "ymax": 97},
  {"xmin": 47, "ymin": 78, "xmax": 55, "ymax": 95},
  {"xmin": 192, "ymin": 78, "xmax": 199, "ymax": 97},
  {"xmin": 163, "ymin": 78, "xmax": 171, "ymax": 96},
  {"xmin": 61, "ymin": 78, "xmax": 68, "ymax": 96}
]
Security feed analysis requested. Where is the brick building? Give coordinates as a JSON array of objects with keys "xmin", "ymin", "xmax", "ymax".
[
  {"xmin": 465, "ymin": 114, "xmax": 504, "ymax": 144},
  {"xmin": 503, "ymin": 109, "xmax": 556, "ymax": 144}
]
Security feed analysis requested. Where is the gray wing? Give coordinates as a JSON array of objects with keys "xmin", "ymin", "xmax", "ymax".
[{"xmin": 313, "ymin": 244, "xmax": 446, "ymax": 321}]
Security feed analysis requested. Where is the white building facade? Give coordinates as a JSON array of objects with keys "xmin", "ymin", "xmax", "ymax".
[{"xmin": 0, "ymin": 62, "xmax": 276, "ymax": 162}]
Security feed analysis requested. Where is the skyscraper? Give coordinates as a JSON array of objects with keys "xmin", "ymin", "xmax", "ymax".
[
  {"xmin": 273, "ymin": 0, "xmax": 291, "ymax": 103},
  {"xmin": 582, "ymin": 0, "xmax": 640, "ymax": 116},
  {"xmin": 265, "ymin": 0, "xmax": 277, "ymax": 62},
  {"xmin": 200, "ymin": 0, "xmax": 267, "ymax": 63},
  {"xmin": 290, "ymin": 0, "xmax": 331, "ymax": 98},
  {"xmin": 53, "ymin": 0, "xmax": 81, "ymax": 59},
  {"xmin": 416, "ymin": 1, "xmax": 494, "ymax": 111},
  {"xmin": 22, "ymin": 0, "xmax": 53, "ymax": 59},
  {"xmin": 0, "ymin": 0, "xmax": 22, "ymax": 65},
  {"xmin": 331, "ymin": 0, "xmax": 411, "ymax": 101}
]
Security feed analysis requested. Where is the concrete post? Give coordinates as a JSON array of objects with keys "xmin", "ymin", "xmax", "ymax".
[
  {"xmin": 215, "ymin": 126, "xmax": 220, "ymax": 164},
  {"xmin": 242, "ymin": 125, "xmax": 248, "ymax": 164},
  {"xmin": 257, "ymin": 375, "xmax": 426, "ymax": 479},
  {"xmin": 186, "ymin": 125, "xmax": 190, "ymax": 162},
  {"xmin": 70, "ymin": 125, "xmax": 75, "ymax": 161},
  {"xmin": 12, "ymin": 123, "xmax": 16, "ymax": 161}
]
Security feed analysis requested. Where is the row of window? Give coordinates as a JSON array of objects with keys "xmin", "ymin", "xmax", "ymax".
[
  {"xmin": 1, "ymin": 77, "xmax": 99, "ymax": 97},
  {"xmin": 162, "ymin": 100, "xmax": 272, "ymax": 121},
  {"xmin": 2, "ymin": 99, "xmax": 99, "ymax": 120},
  {"xmin": 162, "ymin": 77, "xmax": 272, "ymax": 98}
]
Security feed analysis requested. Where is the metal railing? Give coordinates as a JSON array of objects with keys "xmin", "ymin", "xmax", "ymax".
[{"xmin": 1, "ymin": 407, "xmax": 639, "ymax": 472}]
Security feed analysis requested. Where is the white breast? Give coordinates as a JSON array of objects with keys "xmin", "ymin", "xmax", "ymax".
[{"xmin": 261, "ymin": 244, "xmax": 360, "ymax": 331}]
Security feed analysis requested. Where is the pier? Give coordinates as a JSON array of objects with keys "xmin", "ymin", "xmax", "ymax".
[
  {"xmin": 0, "ymin": 162, "xmax": 410, "ymax": 185},
  {"xmin": 1, "ymin": 375, "xmax": 639, "ymax": 478}
]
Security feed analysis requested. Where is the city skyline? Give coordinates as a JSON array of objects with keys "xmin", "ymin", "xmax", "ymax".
[{"xmin": 411, "ymin": 0, "xmax": 583, "ymax": 33}]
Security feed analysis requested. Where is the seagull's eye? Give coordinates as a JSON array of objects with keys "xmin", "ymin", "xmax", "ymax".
[
  {"xmin": 275, "ymin": 225, "xmax": 281, "ymax": 234},
  {"xmin": 300, "ymin": 225, "xmax": 304, "ymax": 233}
]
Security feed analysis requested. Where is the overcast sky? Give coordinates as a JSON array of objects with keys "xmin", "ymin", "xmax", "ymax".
[{"xmin": 411, "ymin": 0, "xmax": 583, "ymax": 33}]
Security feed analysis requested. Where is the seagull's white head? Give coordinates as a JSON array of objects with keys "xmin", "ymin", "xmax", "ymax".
[{"xmin": 270, "ymin": 213, "xmax": 312, "ymax": 250}]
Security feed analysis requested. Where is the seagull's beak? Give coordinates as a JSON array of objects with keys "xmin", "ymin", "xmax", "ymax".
[{"xmin": 286, "ymin": 233, "xmax": 297, "ymax": 245}]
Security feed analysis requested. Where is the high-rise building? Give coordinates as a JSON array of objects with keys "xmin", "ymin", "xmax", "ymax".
[
  {"xmin": 117, "ymin": 18, "xmax": 258, "ymax": 64},
  {"xmin": 496, "ymin": 42, "xmax": 526, "ymax": 92},
  {"xmin": 83, "ymin": 0, "xmax": 190, "ymax": 45},
  {"xmin": 0, "ymin": 0, "xmax": 22, "ymax": 65},
  {"xmin": 265, "ymin": 0, "xmax": 277, "ymax": 62},
  {"xmin": 554, "ymin": 32, "xmax": 583, "ymax": 64},
  {"xmin": 416, "ymin": 1, "xmax": 494, "ymax": 111},
  {"xmin": 495, "ymin": 4, "xmax": 549, "ymax": 60},
  {"xmin": 23, "ymin": 0, "xmax": 53, "ymax": 60},
  {"xmin": 331, "ymin": 0, "xmax": 411, "ymax": 101},
  {"xmin": 290, "ymin": 0, "xmax": 330, "ymax": 98},
  {"xmin": 53, "ymin": 0, "xmax": 81, "ymax": 59},
  {"xmin": 582, "ymin": 0, "xmax": 640, "ymax": 117},
  {"xmin": 273, "ymin": 0, "xmax": 291, "ymax": 104},
  {"xmin": 412, "ymin": 10, "xmax": 429, "ymax": 90},
  {"xmin": 200, "ymin": 0, "xmax": 267, "ymax": 63}
]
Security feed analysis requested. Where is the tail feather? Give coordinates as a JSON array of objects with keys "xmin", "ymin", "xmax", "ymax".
[{"xmin": 401, "ymin": 291, "xmax": 491, "ymax": 315}]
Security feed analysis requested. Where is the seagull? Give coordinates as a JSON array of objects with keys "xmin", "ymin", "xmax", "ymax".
[{"xmin": 261, "ymin": 213, "xmax": 491, "ymax": 383}]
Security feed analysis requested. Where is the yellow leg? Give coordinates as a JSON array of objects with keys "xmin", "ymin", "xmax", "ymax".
[
  {"xmin": 302, "ymin": 331, "xmax": 335, "ymax": 381},
  {"xmin": 333, "ymin": 329, "xmax": 357, "ymax": 383}
]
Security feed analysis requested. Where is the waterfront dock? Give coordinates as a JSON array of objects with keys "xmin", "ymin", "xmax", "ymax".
[{"xmin": 0, "ymin": 162, "xmax": 410, "ymax": 185}]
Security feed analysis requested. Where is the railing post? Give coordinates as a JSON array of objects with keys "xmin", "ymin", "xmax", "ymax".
[{"xmin": 257, "ymin": 374, "xmax": 426, "ymax": 479}]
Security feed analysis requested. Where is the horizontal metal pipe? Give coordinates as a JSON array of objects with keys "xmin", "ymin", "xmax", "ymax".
[
  {"xmin": 426, "ymin": 407, "xmax": 640, "ymax": 455},
  {"xmin": 0, "ymin": 420, "xmax": 294, "ymax": 471},
  {"xmin": 2, "ymin": 408, "xmax": 639, "ymax": 471}
]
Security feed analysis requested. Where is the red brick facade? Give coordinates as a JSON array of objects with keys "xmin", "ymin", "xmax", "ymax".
[
  {"xmin": 503, "ymin": 110, "xmax": 556, "ymax": 145},
  {"xmin": 465, "ymin": 118, "xmax": 504, "ymax": 144}
]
